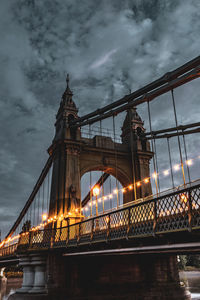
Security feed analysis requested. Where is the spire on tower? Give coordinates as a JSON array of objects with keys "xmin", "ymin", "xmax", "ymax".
[
  {"xmin": 62, "ymin": 73, "xmax": 74, "ymax": 104},
  {"xmin": 66, "ymin": 73, "xmax": 69, "ymax": 88}
]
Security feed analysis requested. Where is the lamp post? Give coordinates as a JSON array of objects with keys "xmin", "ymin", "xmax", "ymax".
[{"xmin": 93, "ymin": 186, "xmax": 100, "ymax": 217}]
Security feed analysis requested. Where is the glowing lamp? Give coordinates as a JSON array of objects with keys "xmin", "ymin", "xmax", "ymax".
[
  {"xmin": 114, "ymin": 189, "xmax": 118, "ymax": 194},
  {"xmin": 128, "ymin": 185, "xmax": 133, "ymax": 190},
  {"xmin": 121, "ymin": 188, "xmax": 126, "ymax": 193},
  {"xmin": 42, "ymin": 214, "xmax": 47, "ymax": 221},
  {"xmin": 136, "ymin": 182, "xmax": 141, "ymax": 187},
  {"xmin": 152, "ymin": 172, "xmax": 157, "ymax": 179},
  {"xmin": 186, "ymin": 159, "xmax": 192, "ymax": 166},
  {"xmin": 144, "ymin": 178, "xmax": 149, "ymax": 183},
  {"xmin": 163, "ymin": 170, "xmax": 169, "ymax": 176},
  {"xmin": 93, "ymin": 186, "xmax": 100, "ymax": 197},
  {"xmin": 174, "ymin": 164, "xmax": 180, "ymax": 171}
]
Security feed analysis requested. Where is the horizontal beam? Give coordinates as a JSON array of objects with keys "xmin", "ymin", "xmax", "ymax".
[
  {"xmin": 63, "ymin": 242, "xmax": 200, "ymax": 256},
  {"xmin": 70, "ymin": 55, "xmax": 200, "ymax": 127},
  {"xmin": 145, "ymin": 121, "xmax": 200, "ymax": 136},
  {"xmin": 146, "ymin": 127, "xmax": 200, "ymax": 140},
  {"xmin": 72, "ymin": 65, "xmax": 200, "ymax": 128},
  {"xmin": 6, "ymin": 156, "xmax": 53, "ymax": 239}
]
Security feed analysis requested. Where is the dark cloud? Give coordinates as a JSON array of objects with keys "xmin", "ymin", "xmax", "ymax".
[{"xmin": 0, "ymin": 0, "xmax": 200, "ymax": 237}]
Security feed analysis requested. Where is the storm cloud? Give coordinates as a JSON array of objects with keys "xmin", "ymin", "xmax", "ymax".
[{"xmin": 0, "ymin": 0, "xmax": 200, "ymax": 237}]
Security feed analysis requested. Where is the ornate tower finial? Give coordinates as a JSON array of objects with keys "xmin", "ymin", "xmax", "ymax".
[{"xmin": 66, "ymin": 74, "xmax": 69, "ymax": 88}]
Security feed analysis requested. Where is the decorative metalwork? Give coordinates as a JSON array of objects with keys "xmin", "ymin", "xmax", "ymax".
[{"xmin": 2, "ymin": 183, "xmax": 200, "ymax": 258}]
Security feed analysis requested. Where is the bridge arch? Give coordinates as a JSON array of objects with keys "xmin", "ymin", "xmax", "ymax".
[{"xmin": 80, "ymin": 156, "xmax": 133, "ymax": 204}]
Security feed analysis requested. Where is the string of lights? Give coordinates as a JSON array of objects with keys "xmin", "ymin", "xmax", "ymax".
[{"xmin": 81, "ymin": 156, "xmax": 197, "ymax": 214}]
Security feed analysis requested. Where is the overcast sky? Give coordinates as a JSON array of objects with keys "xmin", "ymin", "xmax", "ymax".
[{"xmin": 0, "ymin": 0, "xmax": 200, "ymax": 238}]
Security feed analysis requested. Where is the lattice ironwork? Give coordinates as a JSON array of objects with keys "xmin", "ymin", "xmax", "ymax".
[{"xmin": 1, "ymin": 183, "xmax": 200, "ymax": 258}]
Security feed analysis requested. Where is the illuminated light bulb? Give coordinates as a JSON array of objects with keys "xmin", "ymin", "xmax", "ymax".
[
  {"xmin": 42, "ymin": 214, "xmax": 47, "ymax": 221},
  {"xmin": 144, "ymin": 178, "xmax": 149, "ymax": 184},
  {"xmin": 186, "ymin": 159, "xmax": 192, "ymax": 166},
  {"xmin": 163, "ymin": 170, "xmax": 169, "ymax": 176},
  {"xmin": 93, "ymin": 200, "xmax": 96, "ymax": 205},
  {"xmin": 128, "ymin": 185, "xmax": 133, "ymax": 190},
  {"xmin": 136, "ymin": 182, "xmax": 141, "ymax": 187},
  {"xmin": 114, "ymin": 189, "xmax": 118, "ymax": 194},
  {"xmin": 47, "ymin": 219, "xmax": 51, "ymax": 223},
  {"xmin": 85, "ymin": 207, "xmax": 88, "ymax": 211},
  {"xmin": 109, "ymin": 194, "xmax": 113, "ymax": 198},
  {"xmin": 89, "ymin": 202, "xmax": 92, "ymax": 206},
  {"xmin": 174, "ymin": 164, "xmax": 180, "ymax": 171},
  {"xmin": 152, "ymin": 172, "xmax": 157, "ymax": 179},
  {"xmin": 50, "ymin": 218, "xmax": 53, "ymax": 221},
  {"xmin": 75, "ymin": 208, "xmax": 78, "ymax": 213},
  {"xmin": 98, "ymin": 198, "xmax": 102, "ymax": 203},
  {"xmin": 93, "ymin": 185, "xmax": 100, "ymax": 197},
  {"xmin": 121, "ymin": 188, "xmax": 126, "ymax": 193},
  {"xmin": 54, "ymin": 215, "xmax": 57, "ymax": 219},
  {"xmin": 103, "ymin": 196, "xmax": 107, "ymax": 200},
  {"xmin": 68, "ymin": 212, "xmax": 71, "ymax": 215},
  {"xmin": 81, "ymin": 208, "xmax": 83, "ymax": 211}
]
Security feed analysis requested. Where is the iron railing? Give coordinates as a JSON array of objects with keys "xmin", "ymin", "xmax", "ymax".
[{"xmin": 1, "ymin": 182, "xmax": 200, "ymax": 257}]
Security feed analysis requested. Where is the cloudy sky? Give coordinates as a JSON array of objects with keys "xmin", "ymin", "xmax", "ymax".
[{"xmin": 0, "ymin": 0, "xmax": 200, "ymax": 237}]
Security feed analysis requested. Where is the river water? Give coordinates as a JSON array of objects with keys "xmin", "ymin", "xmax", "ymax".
[{"xmin": 0, "ymin": 272, "xmax": 200, "ymax": 299}]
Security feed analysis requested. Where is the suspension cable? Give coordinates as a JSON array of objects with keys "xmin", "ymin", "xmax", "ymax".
[
  {"xmin": 182, "ymin": 130, "xmax": 191, "ymax": 183},
  {"xmin": 37, "ymin": 190, "xmax": 40, "ymax": 225},
  {"xmin": 167, "ymin": 137, "xmax": 175, "ymax": 188},
  {"xmin": 113, "ymin": 115, "xmax": 119, "ymax": 208},
  {"xmin": 47, "ymin": 170, "xmax": 50, "ymax": 215},
  {"xmin": 42, "ymin": 181, "xmax": 45, "ymax": 217},
  {"xmin": 171, "ymin": 89, "xmax": 186, "ymax": 185},
  {"xmin": 110, "ymin": 175, "xmax": 112, "ymax": 210},
  {"xmin": 34, "ymin": 192, "xmax": 36, "ymax": 226},
  {"xmin": 147, "ymin": 101, "xmax": 159, "ymax": 195},
  {"xmin": 128, "ymin": 109, "xmax": 137, "ymax": 201},
  {"xmin": 153, "ymin": 138, "xmax": 160, "ymax": 193},
  {"xmin": 100, "ymin": 120, "xmax": 104, "ymax": 214},
  {"xmin": 89, "ymin": 124, "xmax": 92, "ymax": 217}
]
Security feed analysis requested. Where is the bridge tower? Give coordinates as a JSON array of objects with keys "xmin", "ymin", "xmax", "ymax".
[
  {"xmin": 48, "ymin": 75, "xmax": 82, "ymax": 226},
  {"xmin": 47, "ymin": 77, "xmax": 153, "ymax": 225}
]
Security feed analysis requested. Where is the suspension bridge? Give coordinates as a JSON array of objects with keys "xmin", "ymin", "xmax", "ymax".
[{"xmin": 1, "ymin": 56, "xmax": 200, "ymax": 300}]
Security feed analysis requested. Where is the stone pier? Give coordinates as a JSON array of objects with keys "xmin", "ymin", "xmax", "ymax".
[{"xmin": 9, "ymin": 253, "xmax": 47, "ymax": 300}]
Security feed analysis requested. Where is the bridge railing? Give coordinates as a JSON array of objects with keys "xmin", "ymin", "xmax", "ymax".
[
  {"xmin": 0, "ymin": 243, "xmax": 18, "ymax": 257},
  {"xmin": 1, "ymin": 182, "xmax": 200, "ymax": 256}
]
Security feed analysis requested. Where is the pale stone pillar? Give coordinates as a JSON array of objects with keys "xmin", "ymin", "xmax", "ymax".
[
  {"xmin": 16, "ymin": 255, "xmax": 34, "ymax": 293},
  {"xmin": 29, "ymin": 254, "xmax": 47, "ymax": 294}
]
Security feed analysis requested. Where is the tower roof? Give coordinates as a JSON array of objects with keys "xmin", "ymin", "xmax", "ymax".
[
  {"xmin": 122, "ymin": 107, "xmax": 143, "ymax": 131},
  {"xmin": 61, "ymin": 74, "xmax": 77, "ymax": 109}
]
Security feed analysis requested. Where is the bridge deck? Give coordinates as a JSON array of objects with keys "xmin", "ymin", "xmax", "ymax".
[{"xmin": 1, "ymin": 182, "xmax": 200, "ymax": 259}]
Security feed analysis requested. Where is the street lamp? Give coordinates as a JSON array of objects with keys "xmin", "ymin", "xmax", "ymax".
[
  {"xmin": 42, "ymin": 214, "xmax": 47, "ymax": 223},
  {"xmin": 93, "ymin": 185, "xmax": 100, "ymax": 216}
]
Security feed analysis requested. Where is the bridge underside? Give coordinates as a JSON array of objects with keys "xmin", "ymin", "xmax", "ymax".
[{"xmin": 8, "ymin": 251, "xmax": 191, "ymax": 300}]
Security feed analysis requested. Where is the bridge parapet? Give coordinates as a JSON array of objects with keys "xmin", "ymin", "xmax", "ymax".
[{"xmin": 1, "ymin": 181, "xmax": 200, "ymax": 259}]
